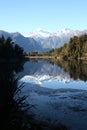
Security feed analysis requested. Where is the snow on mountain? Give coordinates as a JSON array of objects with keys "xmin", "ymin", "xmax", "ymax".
[
  {"xmin": 0, "ymin": 29, "xmax": 87, "ymax": 52},
  {"xmin": 23, "ymin": 28, "xmax": 50, "ymax": 39},
  {"xmin": 25, "ymin": 28, "xmax": 74, "ymax": 38},
  {"xmin": 25, "ymin": 28, "xmax": 87, "ymax": 51}
]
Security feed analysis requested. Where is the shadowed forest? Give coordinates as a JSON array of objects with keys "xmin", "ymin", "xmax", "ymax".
[{"xmin": 0, "ymin": 36, "xmax": 68, "ymax": 130}]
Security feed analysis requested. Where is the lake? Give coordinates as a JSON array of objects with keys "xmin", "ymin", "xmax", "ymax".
[
  {"xmin": 0, "ymin": 59, "xmax": 87, "ymax": 130},
  {"xmin": 17, "ymin": 59, "xmax": 87, "ymax": 90},
  {"xmin": 18, "ymin": 59, "xmax": 87, "ymax": 130}
]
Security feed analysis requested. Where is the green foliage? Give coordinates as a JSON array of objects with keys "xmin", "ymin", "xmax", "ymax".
[
  {"xmin": 48, "ymin": 34, "xmax": 87, "ymax": 60},
  {"xmin": 0, "ymin": 35, "xmax": 24, "ymax": 60}
]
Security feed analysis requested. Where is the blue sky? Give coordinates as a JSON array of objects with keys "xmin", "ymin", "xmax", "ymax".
[{"xmin": 0, "ymin": 0, "xmax": 87, "ymax": 33}]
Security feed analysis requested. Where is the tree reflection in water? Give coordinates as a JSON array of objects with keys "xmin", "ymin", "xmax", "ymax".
[
  {"xmin": 0, "ymin": 60, "xmax": 68, "ymax": 130},
  {"xmin": 46, "ymin": 59, "xmax": 87, "ymax": 81},
  {"xmin": 0, "ymin": 61, "xmax": 33, "ymax": 130}
]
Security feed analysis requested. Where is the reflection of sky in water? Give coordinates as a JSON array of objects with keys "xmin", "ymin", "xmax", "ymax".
[
  {"xmin": 17, "ymin": 60, "xmax": 70, "ymax": 78},
  {"xmin": 18, "ymin": 60, "xmax": 87, "ymax": 130},
  {"xmin": 20, "ymin": 74, "xmax": 87, "ymax": 90},
  {"xmin": 42, "ymin": 79, "xmax": 87, "ymax": 90},
  {"xmin": 18, "ymin": 60, "xmax": 87, "ymax": 90}
]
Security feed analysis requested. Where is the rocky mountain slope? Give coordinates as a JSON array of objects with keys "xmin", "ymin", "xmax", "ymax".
[{"xmin": 0, "ymin": 29, "xmax": 87, "ymax": 52}]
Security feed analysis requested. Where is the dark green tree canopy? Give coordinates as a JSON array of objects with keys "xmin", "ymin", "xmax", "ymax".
[
  {"xmin": 48, "ymin": 34, "xmax": 87, "ymax": 60},
  {"xmin": 0, "ymin": 35, "xmax": 24, "ymax": 60}
]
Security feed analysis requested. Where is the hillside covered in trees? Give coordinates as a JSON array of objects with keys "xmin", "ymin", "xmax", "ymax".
[
  {"xmin": 48, "ymin": 34, "xmax": 87, "ymax": 60},
  {"xmin": 0, "ymin": 36, "xmax": 24, "ymax": 61}
]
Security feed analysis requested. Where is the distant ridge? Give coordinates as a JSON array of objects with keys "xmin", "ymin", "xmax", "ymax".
[{"xmin": 0, "ymin": 29, "xmax": 87, "ymax": 52}]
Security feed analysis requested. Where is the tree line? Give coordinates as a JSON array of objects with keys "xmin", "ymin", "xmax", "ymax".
[
  {"xmin": 47, "ymin": 34, "xmax": 87, "ymax": 60},
  {"xmin": 0, "ymin": 36, "xmax": 24, "ymax": 61}
]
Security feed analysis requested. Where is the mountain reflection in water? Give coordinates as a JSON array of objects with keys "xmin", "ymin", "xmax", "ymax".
[{"xmin": 17, "ymin": 59, "xmax": 87, "ymax": 90}]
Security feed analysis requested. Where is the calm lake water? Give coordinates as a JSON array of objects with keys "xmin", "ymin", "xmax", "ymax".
[
  {"xmin": 17, "ymin": 59, "xmax": 87, "ymax": 90},
  {"xmin": 0, "ymin": 59, "xmax": 87, "ymax": 130}
]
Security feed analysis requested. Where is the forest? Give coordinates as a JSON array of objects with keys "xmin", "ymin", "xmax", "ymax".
[
  {"xmin": 0, "ymin": 36, "xmax": 24, "ymax": 61},
  {"xmin": 46, "ymin": 34, "xmax": 87, "ymax": 60}
]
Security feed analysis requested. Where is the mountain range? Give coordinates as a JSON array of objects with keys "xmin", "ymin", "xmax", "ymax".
[{"xmin": 0, "ymin": 29, "xmax": 87, "ymax": 52}]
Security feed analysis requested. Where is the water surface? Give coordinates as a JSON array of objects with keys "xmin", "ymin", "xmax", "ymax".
[{"xmin": 17, "ymin": 59, "xmax": 87, "ymax": 90}]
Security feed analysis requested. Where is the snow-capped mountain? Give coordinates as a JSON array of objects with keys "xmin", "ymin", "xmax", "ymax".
[
  {"xmin": 0, "ymin": 29, "xmax": 87, "ymax": 52},
  {"xmin": 26, "ymin": 28, "xmax": 50, "ymax": 39},
  {"xmin": 24, "ymin": 28, "xmax": 74, "ymax": 39},
  {"xmin": 25, "ymin": 28, "xmax": 87, "ymax": 51}
]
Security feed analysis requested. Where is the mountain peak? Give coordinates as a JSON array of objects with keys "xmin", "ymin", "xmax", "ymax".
[
  {"xmin": 0, "ymin": 29, "xmax": 87, "ymax": 53},
  {"xmin": 23, "ymin": 28, "xmax": 75, "ymax": 38},
  {"xmin": 28, "ymin": 29, "xmax": 50, "ymax": 39}
]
